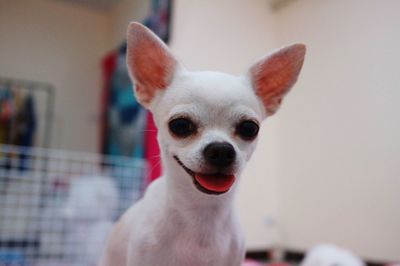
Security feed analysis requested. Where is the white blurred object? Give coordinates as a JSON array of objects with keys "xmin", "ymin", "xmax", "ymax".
[
  {"xmin": 0, "ymin": 144, "xmax": 145, "ymax": 265},
  {"xmin": 301, "ymin": 244, "xmax": 365, "ymax": 266},
  {"xmin": 242, "ymin": 259, "xmax": 264, "ymax": 266},
  {"xmin": 62, "ymin": 175, "xmax": 119, "ymax": 266}
]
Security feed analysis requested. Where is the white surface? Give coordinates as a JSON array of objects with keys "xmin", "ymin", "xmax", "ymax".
[{"xmin": 301, "ymin": 244, "xmax": 365, "ymax": 266}]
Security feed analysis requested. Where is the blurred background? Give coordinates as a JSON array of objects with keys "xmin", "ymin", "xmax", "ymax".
[{"xmin": 0, "ymin": 0, "xmax": 399, "ymax": 265}]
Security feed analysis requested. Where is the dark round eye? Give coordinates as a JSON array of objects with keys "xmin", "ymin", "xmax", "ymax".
[
  {"xmin": 236, "ymin": 120, "xmax": 259, "ymax": 140},
  {"xmin": 168, "ymin": 118, "xmax": 197, "ymax": 138}
]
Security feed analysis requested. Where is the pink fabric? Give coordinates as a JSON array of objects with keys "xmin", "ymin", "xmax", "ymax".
[
  {"xmin": 99, "ymin": 52, "xmax": 117, "ymax": 154},
  {"xmin": 144, "ymin": 112, "xmax": 162, "ymax": 184}
]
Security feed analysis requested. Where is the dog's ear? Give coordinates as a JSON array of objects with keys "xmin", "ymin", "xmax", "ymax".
[
  {"xmin": 248, "ymin": 44, "xmax": 306, "ymax": 116},
  {"xmin": 127, "ymin": 22, "xmax": 178, "ymax": 108}
]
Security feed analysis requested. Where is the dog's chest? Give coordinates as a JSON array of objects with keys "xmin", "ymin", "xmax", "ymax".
[
  {"xmin": 140, "ymin": 230, "xmax": 238, "ymax": 266},
  {"xmin": 131, "ymin": 210, "xmax": 243, "ymax": 266},
  {"xmin": 172, "ymin": 225, "xmax": 231, "ymax": 264}
]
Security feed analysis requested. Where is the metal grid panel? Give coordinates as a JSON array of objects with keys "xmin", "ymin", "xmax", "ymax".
[{"xmin": 0, "ymin": 144, "xmax": 146, "ymax": 266}]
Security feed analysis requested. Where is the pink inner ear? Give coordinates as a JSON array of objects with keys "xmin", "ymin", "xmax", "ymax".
[
  {"xmin": 127, "ymin": 23, "xmax": 177, "ymax": 106},
  {"xmin": 251, "ymin": 44, "xmax": 305, "ymax": 115}
]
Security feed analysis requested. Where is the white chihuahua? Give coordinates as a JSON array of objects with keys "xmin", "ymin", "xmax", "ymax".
[{"xmin": 99, "ymin": 22, "xmax": 306, "ymax": 266}]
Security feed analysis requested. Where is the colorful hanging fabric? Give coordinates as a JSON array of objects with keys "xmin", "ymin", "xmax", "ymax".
[{"xmin": 100, "ymin": 0, "xmax": 172, "ymax": 185}]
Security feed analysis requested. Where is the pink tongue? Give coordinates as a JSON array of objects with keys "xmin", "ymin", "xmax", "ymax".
[{"xmin": 194, "ymin": 174, "xmax": 236, "ymax": 193}]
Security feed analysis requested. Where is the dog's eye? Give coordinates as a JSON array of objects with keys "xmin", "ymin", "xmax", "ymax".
[
  {"xmin": 168, "ymin": 118, "xmax": 197, "ymax": 138},
  {"xmin": 236, "ymin": 120, "xmax": 259, "ymax": 140}
]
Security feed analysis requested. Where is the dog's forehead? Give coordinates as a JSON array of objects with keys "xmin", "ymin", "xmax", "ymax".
[{"xmin": 161, "ymin": 71, "xmax": 262, "ymax": 115}]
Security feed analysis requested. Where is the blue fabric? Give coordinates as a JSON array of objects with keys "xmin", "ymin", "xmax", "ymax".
[
  {"xmin": 0, "ymin": 249, "xmax": 26, "ymax": 265},
  {"xmin": 106, "ymin": 53, "xmax": 146, "ymax": 158}
]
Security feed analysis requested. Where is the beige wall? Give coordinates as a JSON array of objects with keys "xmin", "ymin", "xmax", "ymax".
[
  {"xmin": 110, "ymin": 0, "xmax": 151, "ymax": 48},
  {"xmin": 0, "ymin": 0, "xmax": 111, "ymax": 152},
  {"xmin": 273, "ymin": 0, "xmax": 400, "ymax": 261}
]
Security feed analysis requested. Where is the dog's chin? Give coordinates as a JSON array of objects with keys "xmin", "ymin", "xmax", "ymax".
[{"xmin": 173, "ymin": 156, "xmax": 236, "ymax": 195}]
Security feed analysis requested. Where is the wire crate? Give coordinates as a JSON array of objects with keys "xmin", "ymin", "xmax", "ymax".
[{"xmin": 0, "ymin": 144, "xmax": 147, "ymax": 266}]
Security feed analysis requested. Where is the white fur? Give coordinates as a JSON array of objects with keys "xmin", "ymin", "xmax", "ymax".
[{"xmin": 99, "ymin": 22, "xmax": 305, "ymax": 266}]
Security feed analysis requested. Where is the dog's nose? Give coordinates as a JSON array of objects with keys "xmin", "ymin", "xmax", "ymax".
[{"xmin": 203, "ymin": 142, "xmax": 236, "ymax": 168}]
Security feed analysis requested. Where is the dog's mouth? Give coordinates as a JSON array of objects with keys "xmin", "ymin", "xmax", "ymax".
[{"xmin": 173, "ymin": 156, "xmax": 236, "ymax": 195}]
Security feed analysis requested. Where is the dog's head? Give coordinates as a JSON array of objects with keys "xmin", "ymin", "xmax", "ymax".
[{"xmin": 127, "ymin": 22, "xmax": 305, "ymax": 195}]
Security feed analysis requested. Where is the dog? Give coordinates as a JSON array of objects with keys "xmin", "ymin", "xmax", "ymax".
[{"xmin": 99, "ymin": 22, "xmax": 306, "ymax": 266}]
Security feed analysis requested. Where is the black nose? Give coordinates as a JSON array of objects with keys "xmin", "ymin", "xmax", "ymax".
[{"xmin": 203, "ymin": 142, "xmax": 236, "ymax": 168}]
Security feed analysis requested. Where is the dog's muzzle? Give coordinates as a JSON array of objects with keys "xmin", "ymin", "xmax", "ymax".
[{"xmin": 173, "ymin": 155, "xmax": 236, "ymax": 195}]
